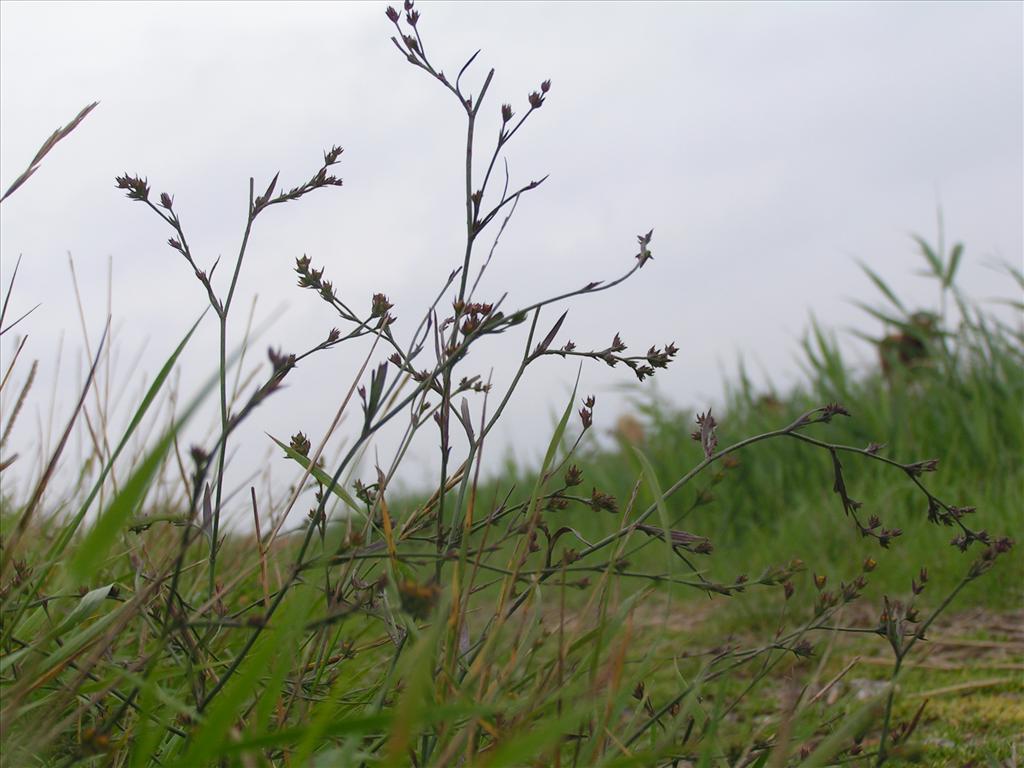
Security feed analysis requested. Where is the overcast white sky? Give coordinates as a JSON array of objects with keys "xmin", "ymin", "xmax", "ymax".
[{"xmin": 1, "ymin": 1, "xmax": 1021, "ymax": 514}]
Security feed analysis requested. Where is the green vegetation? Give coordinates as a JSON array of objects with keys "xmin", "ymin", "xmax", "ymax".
[{"xmin": 0, "ymin": 4, "xmax": 1019, "ymax": 766}]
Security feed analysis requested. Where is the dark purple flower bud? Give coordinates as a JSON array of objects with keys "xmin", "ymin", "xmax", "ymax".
[
  {"xmin": 541, "ymin": 79, "xmax": 551, "ymax": 93},
  {"xmin": 528, "ymin": 91, "xmax": 544, "ymax": 109},
  {"xmin": 386, "ymin": 5, "xmax": 400, "ymax": 22},
  {"xmin": 590, "ymin": 488, "xmax": 618, "ymax": 513},
  {"xmin": 565, "ymin": 464, "xmax": 583, "ymax": 487},
  {"xmin": 159, "ymin": 192, "xmax": 174, "ymax": 210},
  {"xmin": 501, "ymin": 103, "xmax": 513, "ymax": 122},
  {"xmin": 371, "ymin": 293, "xmax": 394, "ymax": 318},
  {"xmin": 289, "ymin": 432, "xmax": 311, "ymax": 457},
  {"xmin": 324, "ymin": 145, "xmax": 344, "ymax": 165},
  {"xmin": 820, "ymin": 402, "xmax": 850, "ymax": 421},
  {"xmin": 579, "ymin": 407, "xmax": 592, "ymax": 430}
]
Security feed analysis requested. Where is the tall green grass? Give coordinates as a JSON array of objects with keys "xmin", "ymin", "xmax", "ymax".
[{"xmin": 545, "ymin": 243, "xmax": 1023, "ymax": 613}]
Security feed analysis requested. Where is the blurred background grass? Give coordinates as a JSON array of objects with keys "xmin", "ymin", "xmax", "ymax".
[{"xmin": 491, "ymin": 239, "xmax": 1023, "ymax": 615}]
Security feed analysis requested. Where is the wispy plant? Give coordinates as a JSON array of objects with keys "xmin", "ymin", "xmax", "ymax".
[{"xmin": 0, "ymin": 5, "xmax": 1015, "ymax": 767}]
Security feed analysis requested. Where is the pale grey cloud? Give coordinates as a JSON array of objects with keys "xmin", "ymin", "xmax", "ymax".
[{"xmin": 1, "ymin": 1, "xmax": 1020, "ymax": 512}]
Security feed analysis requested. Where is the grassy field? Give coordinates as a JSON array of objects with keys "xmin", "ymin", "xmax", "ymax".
[
  {"xmin": 1, "ymin": 4, "xmax": 1021, "ymax": 765},
  {"xmin": 1, "ymin": 232, "xmax": 1019, "ymax": 766}
]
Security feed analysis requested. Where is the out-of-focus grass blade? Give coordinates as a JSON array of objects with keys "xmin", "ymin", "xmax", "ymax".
[
  {"xmin": 382, "ymin": 612, "xmax": 446, "ymax": 767},
  {"xmin": 849, "ymin": 301, "xmax": 905, "ymax": 331},
  {"xmin": 801, "ymin": 685, "xmax": 889, "ymax": 767},
  {"xmin": 1, "ymin": 601, "xmax": 124, "ymax": 676},
  {"xmin": 58, "ymin": 310, "xmax": 206, "ymax": 551},
  {"xmin": 70, "ymin": 429, "xmax": 179, "ymax": 581},
  {"xmin": 696, "ymin": 680, "xmax": 726, "ymax": 768},
  {"xmin": 172, "ymin": 588, "xmax": 311, "ymax": 767},
  {"xmin": 70, "ymin": 316, "xmax": 224, "ymax": 582},
  {"xmin": 632, "ymin": 447, "xmax": 675, "ymax": 569},
  {"xmin": 858, "ymin": 261, "xmax": 906, "ymax": 313},
  {"xmin": 944, "ymin": 242, "xmax": 964, "ymax": 288},
  {"xmin": 219, "ymin": 702, "xmax": 499, "ymax": 758},
  {"xmin": 50, "ymin": 583, "xmax": 114, "ymax": 636},
  {"xmin": 251, "ymin": 585, "xmax": 316, "ymax": 732},
  {"xmin": 913, "ymin": 234, "xmax": 943, "ymax": 278},
  {"xmin": 2, "ymin": 311, "xmax": 207, "ymax": 621},
  {"xmin": 0, "ymin": 584, "xmax": 116, "ymax": 674},
  {"xmin": 525, "ymin": 370, "xmax": 579, "ymax": 521},
  {"xmin": 480, "ymin": 699, "xmax": 590, "ymax": 768},
  {"xmin": 269, "ymin": 434, "xmax": 363, "ymax": 515}
]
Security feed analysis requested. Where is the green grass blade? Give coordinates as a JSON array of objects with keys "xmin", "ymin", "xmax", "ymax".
[
  {"xmin": 800, "ymin": 685, "xmax": 890, "ymax": 767},
  {"xmin": 171, "ymin": 587, "xmax": 312, "ymax": 767},
  {"xmin": 268, "ymin": 434, "xmax": 363, "ymax": 514},
  {"xmin": 857, "ymin": 260, "xmax": 905, "ymax": 313},
  {"xmin": 632, "ymin": 446, "xmax": 675, "ymax": 569},
  {"xmin": 944, "ymin": 242, "xmax": 964, "ymax": 288},
  {"xmin": 912, "ymin": 234, "xmax": 943, "ymax": 278},
  {"xmin": 56, "ymin": 309, "xmax": 207, "ymax": 554}
]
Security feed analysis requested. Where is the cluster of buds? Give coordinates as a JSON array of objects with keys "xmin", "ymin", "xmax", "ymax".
[
  {"xmin": 589, "ymin": 487, "xmax": 618, "ymax": 514},
  {"xmin": 307, "ymin": 504, "xmax": 326, "ymax": 527},
  {"xmin": 967, "ymin": 536, "xmax": 1014, "ymax": 578},
  {"xmin": 456, "ymin": 375, "xmax": 490, "ymax": 394},
  {"xmin": 862, "ymin": 514, "xmax": 903, "ymax": 548},
  {"xmin": 790, "ymin": 639, "xmax": 814, "ymax": 659},
  {"xmin": 760, "ymin": 558, "xmax": 806, "ymax": 586},
  {"xmin": 603, "ymin": 333, "xmax": 627, "ymax": 360},
  {"xmin": 799, "ymin": 565, "xmax": 868, "ymax": 616},
  {"xmin": 591, "ymin": 333, "xmax": 678, "ymax": 382},
  {"xmin": 252, "ymin": 155, "xmax": 344, "ymax": 217},
  {"xmin": 386, "ymin": 0, "xmax": 417, "ymax": 24},
  {"xmin": 636, "ymin": 523, "xmax": 713, "ymax": 555},
  {"xmin": 295, "ymin": 255, "xmax": 339, "ymax": 304},
  {"xmin": 371, "ymin": 293, "xmax": 396, "ymax": 326},
  {"xmin": 795, "ymin": 402, "xmax": 852, "ymax": 429},
  {"xmin": 453, "ymin": 300, "xmax": 495, "ymax": 337},
  {"xmin": 904, "ymin": 458, "xmax": 939, "ymax": 477},
  {"xmin": 2, "ymin": 559, "xmax": 33, "ymax": 600},
  {"xmin": 353, "ymin": 479, "xmax": 381, "ymax": 506},
  {"xmin": 167, "ymin": 237, "xmax": 186, "ymax": 257},
  {"xmin": 387, "ymin": 2, "xmax": 424, "ymax": 63},
  {"xmin": 931, "ymin": 501, "xmax": 974, "ymax": 526},
  {"xmin": 238, "ymin": 347, "xmax": 297, "ymax": 416},
  {"xmin": 546, "ymin": 495, "xmax": 569, "ymax": 512},
  {"xmin": 189, "ymin": 444, "xmax": 209, "ymax": 469},
  {"xmin": 876, "ymin": 596, "xmax": 921, "ymax": 653},
  {"xmin": 635, "ymin": 229, "xmax": 654, "ymax": 266},
  {"xmin": 528, "ymin": 79, "xmax": 551, "ymax": 110},
  {"xmin": 268, "ymin": 346, "xmax": 296, "ymax": 377},
  {"xmin": 115, "ymin": 173, "xmax": 150, "ymax": 202},
  {"xmin": 579, "ymin": 395, "xmax": 595, "ymax": 430},
  {"xmin": 817, "ymin": 402, "xmax": 851, "ymax": 422},
  {"xmin": 288, "ymin": 431, "xmax": 311, "ymax": 457},
  {"xmin": 691, "ymin": 409, "xmax": 718, "ymax": 458},
  {"xmin": 350, "ymin": 572, "xmax": 389, "ymax": 610},
  {"xmin": 565, "ymin": 464, "xmax": 583, "ymax": 487}
]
